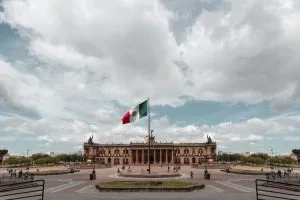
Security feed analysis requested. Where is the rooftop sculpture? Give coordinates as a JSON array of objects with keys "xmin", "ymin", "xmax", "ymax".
[{"xmin": 88, "ymin": 135, "xmax": 94, "ymax": 144}]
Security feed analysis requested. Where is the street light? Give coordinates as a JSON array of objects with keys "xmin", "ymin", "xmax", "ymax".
[
  {"xmin": 204, "ymin": 154, "xmax": 210, "ymax": 180},
  {"xmin": 204, "ymin": 154, "xmax": 208, "ymax": 174},
  {"xmin": 26, "ymin": 149, "xmax": 30, "ymax": 170}
]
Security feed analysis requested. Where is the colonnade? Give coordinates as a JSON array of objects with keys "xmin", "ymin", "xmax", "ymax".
[{"xmin": 131, "ymin": 149, "xmax": 174, "ymax": 164}]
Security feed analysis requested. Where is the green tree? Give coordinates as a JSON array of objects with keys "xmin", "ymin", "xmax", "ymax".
[
  {"xmin": 251, "ymin": 153, "xmax": 269, "ymax": 160},
  {"xmin": 32, "ymin": 153, "xmax": 49, "ymax": 160},
  {"xmin": 243, "ymin": 156, "xmax": 265, "ymax": 165},
  {"xmin": 6, "ymin": 157, "xmax": 20, "ymax": 165},
  {"xmin": 292, "ymin": 149, "xmax": 300, "ymax": 161}
]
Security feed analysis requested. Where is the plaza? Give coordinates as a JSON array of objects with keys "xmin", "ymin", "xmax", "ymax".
[{"xmin": 7, "ymin": 165, "xmax": 265, "ymax": 200}]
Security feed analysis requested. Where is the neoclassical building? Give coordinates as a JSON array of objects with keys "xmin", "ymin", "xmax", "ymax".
[{"xmin": 83, "ymin": 134, "xmax": 217, "ymax": 166}]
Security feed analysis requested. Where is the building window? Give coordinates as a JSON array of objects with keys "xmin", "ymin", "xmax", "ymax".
[
  {"xmin": 123, "ymin": 149, "xmax": 129, "ymax": 155},
  {"xmin": 174, "ymin": 158, "xmax": 181, "ymax": 164},
  {"xmin": 198, "ymin": 148, "xmax": 203, "ymax": 155},
  {"xmin": 114, "ymin": 158, "xmax": 120, "ymax": 165},
  {"xmin": 100, "ymin": 149, "xmax": 105, "ymax": 155},
  {"xmin": 122, "ymin": 158, "xmax": 129, "ymax": 164},
  {"xmin": 184, "ymin": 158, "xmax": 190, "ymax": 164},
  {"xmin": 114, "ymin": 149, "xmax": 120, "ymax": 155},
  {"xmin": 100, "ymin": 158, "xmax": 105, "ymax": 164},
  {"xmin": 192, "ymin": 157, "xmax": 196, "ymax": 163},
  {"xmin": 184, "ymin": 148, "xmax": 189, "ymax": 154}
]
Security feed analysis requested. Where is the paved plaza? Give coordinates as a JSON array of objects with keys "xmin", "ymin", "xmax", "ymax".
[
  {"xmin": 32, "ymin": 165, "xmax": 259, "ymax": 200},
  {"xmin": 3, "ymin": 165, "xmax": 299, "ymax": 200}
]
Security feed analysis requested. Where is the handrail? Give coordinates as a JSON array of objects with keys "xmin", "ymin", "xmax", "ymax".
[
  {"xmin": 256, "ymin": 179, "xmax": 300, "ymax": 200},
  {"xmin": 0, "ymin": 179, "xmax": 44, "ymax": 200}
]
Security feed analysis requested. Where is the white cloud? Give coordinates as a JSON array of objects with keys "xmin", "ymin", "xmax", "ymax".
[
  {"xmin": 37, "ymin": 135, "xmax": 52, "ymax": 143},
  {"xmin": 180, "ymin": 0, "xmax": 300, "ymax": 109},
  {"xmin": 1, "ymin": 0, "xmax": 300, "ymax": 111},
  {"xmin": 1, "ymin": 0, "xmax": 300, "ymax": 153},
  {"xmin": 59, "ymin": 137, "xmax": 69, "ymax": 142},
  {"xmin": 230, "ymin": 135, "xmax": 263, "ymax": 142},
  {"xmin": 0, "ymin": 0, "xmax": 187, "ymax": 108}
]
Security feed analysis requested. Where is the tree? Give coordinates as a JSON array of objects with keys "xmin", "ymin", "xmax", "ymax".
[
  {"xmin": 292, "ymin": 149, "xmax": 300, "ymax": 161},
  {"xmin": 32, "ymin": 153, "xmax": 49, "ymax": 160},
  {"xmin": 251, "ymin": 153, "xmax": 269, "ymax": 160},
  {"xmin": 243, "ymin": 156, "xmax": 265, "ymax": 165},
  {"xmin": 0, "ymin": 149, "xmax": 8, "ymax": 156},
  {"xmin": 0, "ymin": 149, "xmax": 8, "ymax": 161}
]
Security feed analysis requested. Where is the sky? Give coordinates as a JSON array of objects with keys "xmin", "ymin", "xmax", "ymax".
[{"xmin": 0, "ymin": 0, "xmax": 300, "ymax": 156}]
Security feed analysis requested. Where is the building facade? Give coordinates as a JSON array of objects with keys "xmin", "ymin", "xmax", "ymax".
[{"xmin": 84, "ymin": 134, "xmax": 217, "ymax": 166}]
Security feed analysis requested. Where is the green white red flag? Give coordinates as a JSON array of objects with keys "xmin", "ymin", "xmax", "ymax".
[{"xmin": 121, "ymin": 99, "xmax": 148, "ymax": 124}]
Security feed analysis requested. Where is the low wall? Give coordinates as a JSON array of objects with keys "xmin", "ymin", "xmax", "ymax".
[
  {"xmin": 95, "ymin": 184, "xmax": 205, "ymax": 192},
  {"xmin": 119, "ymin": 173, "xmax": 181, "ymax": 178}
]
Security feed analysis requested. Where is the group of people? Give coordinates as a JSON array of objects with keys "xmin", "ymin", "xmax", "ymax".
[
  {"xmin": 270, "ymin": 168, "xmax": 293, "ymax": 179},
  {"xmin": 7, "ymin": 168, "xmax": 33, "ymax": 180}
]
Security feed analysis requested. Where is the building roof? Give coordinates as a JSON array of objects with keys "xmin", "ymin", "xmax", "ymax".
[{"xmin": 84, "ymin": 141, "xmax": 216, "ymax": 148}]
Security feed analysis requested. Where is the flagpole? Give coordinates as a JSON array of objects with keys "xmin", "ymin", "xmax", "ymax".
[{"xmin": 148, "ymin": 97, "xmax": 151, "ymax": 174}]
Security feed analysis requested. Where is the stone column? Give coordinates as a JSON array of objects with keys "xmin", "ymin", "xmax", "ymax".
[
  {"xmin": 160, "ymin": 149, "xmax": 162, "ymax": 165},
  {"xmin": 171, "ymin": 149, "xmax": 174, "ymax": 164},
  {"xmin": 135, "ymin": 149, "xmax": 139, "ymax": 164},
  {"xmin": 129, "ymin": 149, "xmax": 134, "ymax": 165},
  {"xmin": 166, "ymin": 149, "xmax": 168, "ymax": 164},
  {"xmin": 142, "ymin": 149, "xmax": 144, "ymax": 164},
  {"xmin": 154, "ymin": 149, "xmax": 156, "ymax": 164}
]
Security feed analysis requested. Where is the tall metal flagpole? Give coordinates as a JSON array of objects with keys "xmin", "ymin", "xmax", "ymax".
[{"xmin": 148, "ymin": 97, "xmax": 151, "ymax": 174}]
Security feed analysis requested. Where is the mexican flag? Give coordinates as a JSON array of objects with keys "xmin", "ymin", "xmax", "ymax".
[{"xmin": 121, "ymin": 99, "xmax": 148, "ymax": 124}]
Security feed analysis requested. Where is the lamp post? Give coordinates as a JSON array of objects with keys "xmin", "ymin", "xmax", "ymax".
[
  {"xmin": 204, "ymin": 154, "xmax": 208, "ymax": 174},
  {"xmin": 93, "ymin": 155, "xmax": 95, "ymax": 172},
  {"xmin": 204, "ymin": 154, "xmax": 210, "ymax": 179},
  {"xmin": 89, "ymin": 155, "xmax": 96, "ymax": 180},
  {"xmin": 26, "ymin": 149, "xmax": 30, "ymax": 170}
]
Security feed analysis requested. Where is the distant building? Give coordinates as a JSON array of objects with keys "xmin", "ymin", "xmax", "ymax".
[
  {"xmin": 49, "ymin": 152, "xmax": 56, "ymax": 157},
  {"xmin": 84, "ymin": 133, "xmax": 217, "ymax": 165},
  {"xmin": 284, "ymin": 153, "xmax": 298, "ymax": 161},
  {"xmin": 242, "ymin": 152, "xmax": 251, "ymax": 157}
]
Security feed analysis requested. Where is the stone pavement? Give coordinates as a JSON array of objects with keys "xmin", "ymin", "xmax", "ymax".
[
  {"xmin": 3, "ymin": 165, "xmax": 299, "ymax": 199},
  {"xmin": 5, "ymin": 165, "xmax": 298, "ymax": 199},
  {"xmin": 35, "ymin": 165, "xmax": 262, "ymax": 200}
]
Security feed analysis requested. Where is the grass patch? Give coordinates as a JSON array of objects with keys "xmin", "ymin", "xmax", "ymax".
[
  {"xmin": 227, "ymin": 169, "xmax": 266, "ymax": 175},
  {"xmin": 98, "ymin": 181, "xmax": 196, "ymax": 188},
  {"xmin": 29, "ymin": 169, "xmax": 79, "ymax": 175}
]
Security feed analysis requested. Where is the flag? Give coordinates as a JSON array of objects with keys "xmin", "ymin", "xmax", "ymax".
[{"xmin": 121, "ymin": 99, "xmax": 148, "ymax": 124}]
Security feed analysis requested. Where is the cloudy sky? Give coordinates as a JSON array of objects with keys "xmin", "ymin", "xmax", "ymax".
[{"xmin": 1, "ymin": 0, "xmax": 300, "ymax": 155}]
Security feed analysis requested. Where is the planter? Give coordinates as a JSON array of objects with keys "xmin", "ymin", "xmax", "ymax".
[
  {"xmin": 90, "ymin": 173, "xmax": 96, "ymax": 180},
  {"xmin": 204, "ymin": 173, "xmax": 210, "ymax": 180}
]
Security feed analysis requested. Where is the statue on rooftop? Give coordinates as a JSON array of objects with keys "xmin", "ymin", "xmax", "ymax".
[
  {"xmin": 88, "ymin": 135, "xmax": 94, "ymax": 144},
  {"xmin": 207, "ymin": 135, "xmax": 213, "ymax": 144}
]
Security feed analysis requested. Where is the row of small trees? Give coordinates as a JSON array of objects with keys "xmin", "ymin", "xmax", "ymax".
[
  {"xmin": 5, "ymin": 153, "xmax": 82, "ymax": 167},
  {"xmin": 217, "ymin": 153, "xmax": 297, "ymax": 166}
]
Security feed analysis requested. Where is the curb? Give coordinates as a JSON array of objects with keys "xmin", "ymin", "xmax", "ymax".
[
  {"xmin": 119, "ymin": 173, "xmax": 181, "ymax": 178},
  {"xmin": 220, "ymin": 169, "xmax": 266, "ymax": 175},
  {"xmin": 95, "ymin": 184, "xmax": 205, "ymax": 192},
  {"xmin": 29, "ymin": 169, "xmax": 80, "ymax": 176}
]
